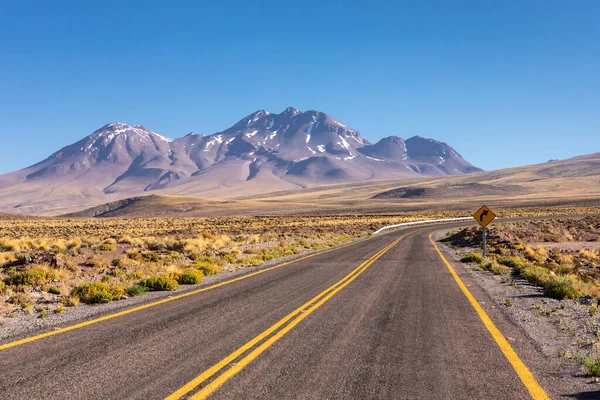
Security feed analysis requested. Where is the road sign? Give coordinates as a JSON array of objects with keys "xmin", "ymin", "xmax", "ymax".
[{"xmin": 474, "ymin": 205, "xmax": 496, "ymax": 228}]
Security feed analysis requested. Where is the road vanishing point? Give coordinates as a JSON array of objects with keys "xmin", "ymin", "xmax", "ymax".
[{"xmin": 0, "ymin": 222, "xmax": 576, "ymax": 399}]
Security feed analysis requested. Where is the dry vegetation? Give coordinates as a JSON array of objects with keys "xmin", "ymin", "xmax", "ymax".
[
  {"xmin": 1, "ymin": 205, "xmax": 596, "ymax": 325},
  {"xmin": 1, "ymin": 207, "xmax": 596, "ymax": 323},
  {"xmin": 444, "ymin": 216, "xmax": 600, "ymax": 376},
  {"xmin": 445, "ymin": 217, "xmax": 600, "ymax": 300},
  {"xmin": 0, "ymin": 212, "xmax": 472, "ymax": 321}
]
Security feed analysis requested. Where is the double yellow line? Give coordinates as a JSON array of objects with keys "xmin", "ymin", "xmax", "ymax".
[
  {"xmin": 166, "ymin": 232, "xmax": 410, "ymax": 400},
  {"xmin": 0, "ymin": 236, "xmax": 370, "ymax": 352}
]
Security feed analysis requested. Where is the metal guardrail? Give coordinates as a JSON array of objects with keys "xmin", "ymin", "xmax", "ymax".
[{"xmin": 373, "ymin": 217, "xmax": 472, "ymax": 235}]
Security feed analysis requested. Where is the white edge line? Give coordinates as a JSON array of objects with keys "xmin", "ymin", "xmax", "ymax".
[{"xmin": 373, "ymin": 217, "xmax": 472, "ymax": 235}]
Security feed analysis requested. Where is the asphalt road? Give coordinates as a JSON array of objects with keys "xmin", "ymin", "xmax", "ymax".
[{"xmin": 0, "ymin": 223, "xmax": 589, "ymax": 399}]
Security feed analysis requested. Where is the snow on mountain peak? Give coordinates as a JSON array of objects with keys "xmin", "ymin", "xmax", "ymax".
[{"xmin": 94, "ymin": 122, "xmax": 173, "ymax": 143}]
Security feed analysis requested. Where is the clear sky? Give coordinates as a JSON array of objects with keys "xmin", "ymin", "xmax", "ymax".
[{"xmin": 1, "ymin": 0, "xmax": 598, "ymax": 174}]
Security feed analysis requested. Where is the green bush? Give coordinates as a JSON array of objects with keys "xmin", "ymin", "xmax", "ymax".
[
  {"xmin": 8, "ymin": 268, "xmax": 53, "ymax": 286},
  {"xmin": 140, "ymin": 275, "xmax": 179, "ymax": 291},
  {"xmin": 482, "ymin": 260, "xmax": 510, "ymax": 275},
  {"xmin": 543, "ymin": 276, "xmax": 579, "ymax": 300},
  {"xmin": 461, "ymin": 252, "xmax": 484, "ymax": 264},
  {"xmin": 177, "ymin": 269, "xmax": 204, "ymax": 285},
  {"xmin": 245, "ymin": 256, "xmax": 263, "ymax": 267},
  {"xmin": 72, "ymin": 282, "xmax": 125, "ymax": 304},
  {"xmin": 518, "ymin": 265, "xmax": 551, "ymax": 286},
  {"xmin": 193, "ymin": 263, "xmax": 219, "ymax": 276},
  {"xmin": 126, "ymin": 284, "xmax": 147, "ymax": 296},
  {"xmin": 311, "ymin": 243, "xmax": 325, "ymax": 250},
  {"xmin": 496, "ymin": 256, "xmax": 524, "ymax": 269},
  {"xmin": 582, "ymin": 356, "xmax": 600, "ymax": 377},
  {"xmin": 0, "ymin": 280, "xmax": 6, "ymax": 294}
]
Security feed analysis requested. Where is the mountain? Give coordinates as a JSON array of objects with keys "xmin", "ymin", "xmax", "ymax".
[
  {"xmin": 0, "ymin": 107, "xmax": 480, "ymax": 214},
  {"xmin": 63, "ymin": 152, "xmax": 600, "ymax": 219}
]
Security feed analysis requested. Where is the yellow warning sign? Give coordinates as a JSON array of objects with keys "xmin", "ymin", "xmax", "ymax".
[{"xmin": 474, "ymin": 205, "xmax": 496, "ymax": 228}]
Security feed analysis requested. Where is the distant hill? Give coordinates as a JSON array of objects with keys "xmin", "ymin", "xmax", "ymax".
[
  {"xmin": 367, "ymin": 152, "xmax": 600, "ymax": 202},
  {"xmin": 0, "ymin": 107, "xmax": 480, "ymax": 215},
  {"xmin": 60, "ymin": 152, "xmax": 600, "ymax": 219}
]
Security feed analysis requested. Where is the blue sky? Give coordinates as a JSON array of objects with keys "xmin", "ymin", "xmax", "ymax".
[{"xmin": 1, "ymin": 0, "xmax": 598, "ymax": 174}]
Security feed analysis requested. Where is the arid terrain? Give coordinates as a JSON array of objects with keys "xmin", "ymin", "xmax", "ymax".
[
  {"xmin": 38, "ymin": 151, "xmax": 599, "ymax": 220},
  {"xmin": 1, "ymin": 212, "xmax": 468, "ymax": 324},
  {"xmin": 0, "ymin": 109, "xmax": 480, "ymax": 215},
  {"xmin": 1, "ymin": 207, "xmax": 597, "ymax": 323},
  {"xmin": 2, "ymin": 137, "xmax": 600, "ymax": 398},
  {"xmin": 442, "ymin": 216, "xmax": 600, "ymax": 378}
]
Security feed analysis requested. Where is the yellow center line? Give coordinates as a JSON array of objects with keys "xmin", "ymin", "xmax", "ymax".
[
  {"xmin": 167, "ymin": 232, "xmax": 410, "ymax": 400},
  {"xmin": 0, "ymin": 235, "xmax": 377, "ymax": 352},
  {"xmin": 428, "ymin": 233, "xmax": 550, "ymax": 400}
]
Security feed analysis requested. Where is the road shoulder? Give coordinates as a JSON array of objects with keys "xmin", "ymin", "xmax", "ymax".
[
  {"xmin": 433, "ymin": 229, "xmax": 600, "ymax": 399},
  {"xmin": 0, "ymin": 234, "xmax": 374, "ymax": 345}
]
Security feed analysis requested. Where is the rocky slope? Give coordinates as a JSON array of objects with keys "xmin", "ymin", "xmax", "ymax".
[{"xmin": 0, "ymin": 107, "xmax": 480, "ymax": 214}]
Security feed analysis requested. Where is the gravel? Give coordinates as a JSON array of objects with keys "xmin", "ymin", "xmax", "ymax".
[{"xmin": 435, "ymin": 230, "xmax": 600, "ymax": 382}]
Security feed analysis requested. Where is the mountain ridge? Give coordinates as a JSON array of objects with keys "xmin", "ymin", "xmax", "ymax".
[{"xmin": 0, "ymin": 107, "xmax": 481, "ymax": 214}]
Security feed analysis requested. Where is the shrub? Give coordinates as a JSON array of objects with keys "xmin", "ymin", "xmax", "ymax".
[
  {"xmin": 64, "ymin": 295, "xmax": 80, "ymax": 307},
  {"xmin": 140, "ymin": 275, "xmax": 179, "ymax": 291},
  {"xmin": 9, "ymin": 292, "xmax": 33, "ymax": 311},
  {"xmin": 85, "ymin": 256, "xmax": 107, "ymax": 268},
  {"xmin": 98, "ymin": 243, "xmax": 116, "ymax": 252},
  {"xmin": 46, "ymin": 285, "xmax": 61, "ymax": 295},
  {"xmin": 126, "ymin": 285, "xmax": 147, "ymax": 297},
  {"xmin": 126, "ymin": 248, "xmax": 141, "ymax": 260},
  {"xmin": 461, "ymin": 253, "xmax": 484, "ymax": 264},
  {"xmin": 0, "ymin": 280, "xmax": 6, "ymax": 294},
  {"xmin": 543, "ymin": 276, "xmax": 579, "ymax": 300},
  {"xmin": 311, "ymin": 243, "xmax": 325, "ymax": 251},
  {"xmin": 66, "ymin": 238, "xmax": 82, "ymax": 250},
  {"xmin": 193, "ymin": 263, "xmax": 219, "ymax": 276},
  {"xmin": 177, "ymin": 269, "xmax": 204, "ymax": 285},
  {"xmin": 15, "ymin": 254, "xmax": 29, "ymax": 265},
  {"xmin": 244, "ymin": 247, "xmax": 262, "ymax": 255},
  {"xmin": 8, "ymin": 268, "xmax": 54, "ymax": 286},
  {"xmin": 245, "ymin": 256, "xmax": 263, "ymax": 267},
  {"xmin": 0, "ymin": 238, "xmax": 19, "ymax": 252},
  {"xmin": 482, "ymin": 260, "xmax": 511, "ymax": 275},
  {"xmin": 582, "ymin": 356, "xmax": 600, "ymax": 377},
  {"xmin": 580, "ymin": 250, "xmax": 599, "ymax": 263},
  {"xmin": 525, "ymin": 246, "xmax": 547, "ymax": 264},
  {"xmin": 117, "ymin": 235, "xmax": 134, "ymax": 245},
  {"xmin": 165, "ymin": 240, "xmax": 186, "ymax": 253},
  {"xmin": 496, "ymin": 256, "xmax": 524, "ymax": 269},
  {"xmin": 127, "ymin": 270, "xmax": 144, "ymax": 280},
  {"xmin": 54, "ymin": 305, "xmax": 65, "ymax": 314},
  {"xmin": 71, "ymin": 282, "xmax": 125, "ymax": 304},
  {"xmin": 554, "ymin": 262, "xmax": 575, "ymax": 275},
  {"xmin": 519, "ymin": 265, "xmax": 551, "ymax": 286}
]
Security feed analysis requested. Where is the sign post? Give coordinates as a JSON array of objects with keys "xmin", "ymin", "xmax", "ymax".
[
  {"xmin": 482, "ymin": 227, "xmax": 487, "ymax": 257},
  {"xmin": 473, "ymin": 205, "xmax": 496, "ymax": 258}
]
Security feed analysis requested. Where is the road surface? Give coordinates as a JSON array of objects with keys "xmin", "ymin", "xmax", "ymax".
[{"xmin": 0, "ymin": 223, "xmax": 591, "ymax": 399}]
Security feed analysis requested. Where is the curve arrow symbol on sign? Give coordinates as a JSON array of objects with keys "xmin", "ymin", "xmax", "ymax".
[{"xmin": 480, "ymin": 210, "xmax": 489, "ymax": 222}]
